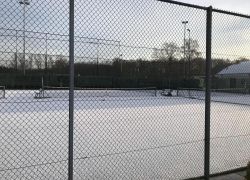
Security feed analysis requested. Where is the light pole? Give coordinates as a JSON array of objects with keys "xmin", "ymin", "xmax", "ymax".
[
  {"xmin": 15, "ymin": 30, "xmax": 18, "ymax": 70},
  {"xmin": 120, "ymin": 54, "xmax": 123, "ymax": 74},
  {"xmin": 187, "ymin": 28, "xmax": 191, "ymax": 79},
  {"xmin": 45, "ymin": 33, "xmax": 48, "ymax": 71},
  {"xmin": 96, "ymin": 39, "xmax": 99, "ymax": 76},
  {"xmin": 182, "ymin": 21, "xmax": 188, "ymax": 79},
  {"xmin": 118, "ymin": 41, "xmax": 123, "ymax": 74},
  {"xmin": 19, "ymin": 0, "xmax": 30, "ymax": 76}
]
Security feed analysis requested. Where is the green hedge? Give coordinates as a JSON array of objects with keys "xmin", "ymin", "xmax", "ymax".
[{"xmin": 0, "ymin": 73, "xmax": 201, "ymax": 89}]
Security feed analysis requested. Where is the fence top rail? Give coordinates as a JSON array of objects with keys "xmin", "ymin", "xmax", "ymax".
[
  {"xmin": 157, "ymin": 0, "xmax": 207, "ymax": 10},
  {"xmin": 177, "ymin": 88, "xmax": 248, "ymax": 93},
  {"xmin": 43, "ymin": 86, "xmax": 157, "ymax": 91},
  {"xmin": 158, "ymin": 0, "xmax": 250, "ymax": 19},
  {"xmin": 213, "ymin": 8, "xmax": 250, "ymax": 19}
]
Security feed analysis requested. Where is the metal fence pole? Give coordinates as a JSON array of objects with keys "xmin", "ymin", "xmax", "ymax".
[
  {"xmin": 68, "ymin": 0, "xmax": 75, "ymax": 179},
  {"xmin": 204, "ymin": 6, "xmax": 212, "ymax": 180}
]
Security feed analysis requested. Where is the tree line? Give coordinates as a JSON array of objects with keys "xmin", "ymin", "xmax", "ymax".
[
  {"xmin": 0, "ymin": 39, "xmax": 248, "ymax": 88},
  {"xmin": 1, "ymin": 39, "xmax": 247, "ymax": 76}
]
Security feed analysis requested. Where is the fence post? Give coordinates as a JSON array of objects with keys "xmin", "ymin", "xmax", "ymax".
[
  {"xmin": 68, "ymin": 0, "xmax": 75, "ymax": 180},
  {"xmin": 204, "ymin": 5, "xmax": 212, "ymax": 180}
]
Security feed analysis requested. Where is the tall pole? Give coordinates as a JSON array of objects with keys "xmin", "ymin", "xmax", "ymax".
[
  {"xmin": 182, "ymin": 21, "xmax": 188, "ymax": 79},
  {"xmin": 23, "ymin": 3, "xmax": 26, "ymax": 76},
  {"xmin": 45, "ymin": 33, "xmax": 48, "ymax": 71},
  {"xmin": 204, "ymin": 6, "xmax": 212, "ymax": 180},
  {"xmin": 19, "ymin": 0, "xmax": 29, "ymax": 76},
  {"xmin": 118, "ymin": 41, "xmax": 123, "ymax": 74},
  {"xmin": 68, "ymin": 0, "xmax": 75, "ymax": 179},
  {"xmin": 96, "ymin": 40, "xmax": 99, "ymax": 76},
  {"xmin": 44, "ymin": 33, "xmax": 48, "ymax": 88},
  {"xmin": 120, "ymin": 54, "xmax": 123, "ymax": 74},
  {"xmin": 187, "ymin": 29, "xmax": 191, "ymax": 79},
  {"xmin": 15, "ymin": 30, "xmax": 18, "ymax": 70}
]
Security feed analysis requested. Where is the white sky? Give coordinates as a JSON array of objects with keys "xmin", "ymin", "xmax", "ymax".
[
  {"xmin": 1, "ymin": 0, "xmax": 250, "ymax": 63},
  {"xmin": 179, "ymin": 0, "xmax": 250, "ymax": 15}
]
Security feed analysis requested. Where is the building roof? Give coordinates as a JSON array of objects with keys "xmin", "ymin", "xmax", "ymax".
[{"xmin": 217, "ymin": 61, "xmax": 250, "ymax": 75}]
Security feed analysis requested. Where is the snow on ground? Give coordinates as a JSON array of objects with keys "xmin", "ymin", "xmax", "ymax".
[{"xmin": 0, "ymin": 90, "xmax": 250, "ymax": 179}]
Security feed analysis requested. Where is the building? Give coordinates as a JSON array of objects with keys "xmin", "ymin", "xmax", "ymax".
[{"xmin": 216, "ymin": 61, "xmax": 250, "ymax": 90}]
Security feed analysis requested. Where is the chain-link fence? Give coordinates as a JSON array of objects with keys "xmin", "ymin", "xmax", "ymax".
[
  {"xmin": 0, "ymin": 0, "xmax": 250, "ymax": 179},
  {"xmin": 210, "ymin": 10, "xmax": 250, "ymax": 176}
]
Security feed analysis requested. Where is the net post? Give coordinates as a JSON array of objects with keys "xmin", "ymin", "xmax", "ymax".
[
  {"xmin": 204, "ymin": 5, "xmax": 212, "ymax": 180},
  {"xmin": 41, "ymin": 76, "xmax": 44, "ymax": 98},
  {"xmin": 68, "ymin": 0, "xmax": 75, "ymax": 180},
  {"xmin": 41, "ymin": 76, "xmax": 44, "ymax": 90},
  {"xmin": 3, "ymin": 86, "xmax": 5, "ymax": 98}
]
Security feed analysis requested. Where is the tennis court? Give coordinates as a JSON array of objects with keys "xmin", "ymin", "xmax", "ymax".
[{"xmin": 1, "ymin": 89, "xmax": 250, "ymax": 179}]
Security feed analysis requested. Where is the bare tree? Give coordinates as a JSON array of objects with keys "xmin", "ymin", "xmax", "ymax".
[
  {"xmin": 27, "ymin": 53, "xmax": 34, "ymax": 69},
  {"xmin": 183, "ymin": 38, "xmax": 201, "ymax": 59},
  {"xmin": 9, "ymin": 52, "xmax": 18, "ymax": 69},
  {"xmin": 152, "ymin": 42, "xmax": 180, "ymax": 60},
  {"xmin": 53, "ymin": 54, "xmax": 68, "ymax": 69},
  {"xmin": 34, "ymin": 54, "xmax": 43, "ymax": 69},
  {"xmin": 47, "ymin": 55, "xmax": 54, "ymax": 69}
]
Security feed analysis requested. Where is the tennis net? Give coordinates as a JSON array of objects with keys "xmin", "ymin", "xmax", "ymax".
[
  {"xmin": 35, "ymin": 86, "xmax": 157, "ymax": 99},
  {"xmin": 0, "ymin": 86, "xmax": 5, "ymax": 98},
  {"xmin": 177, "ymin": 88, "xmax": 250, "ymax": 105}
]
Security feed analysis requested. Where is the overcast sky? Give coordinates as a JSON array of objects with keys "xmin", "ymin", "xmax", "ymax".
[
  {"xmin": 179, "ymin": 0, "xmax": 250, "ymax": 15},
  {"xmin": 1, "ymin": 0, "xmax": 250, "ymax": 63}
]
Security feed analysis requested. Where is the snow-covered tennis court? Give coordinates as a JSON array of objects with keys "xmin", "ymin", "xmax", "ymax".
[{"xmin": 1, "ymin": 90, "xmax": 250, "ymax": 179}]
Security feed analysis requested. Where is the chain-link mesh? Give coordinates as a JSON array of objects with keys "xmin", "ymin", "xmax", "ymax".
[
  {"xmin": 73, "ymin": 0, "xmax": 206, "ymax": 179},
  {"xmin": 1, "ymin": 0, "xmax": 250, "ymax": 179},
  {"xmin": 0, "ymin": 0, "xmax": 69, "ymax": 179},
  {"xmin": 210, "ymin": 11, "xmax": 250, "ymax": 175}
]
